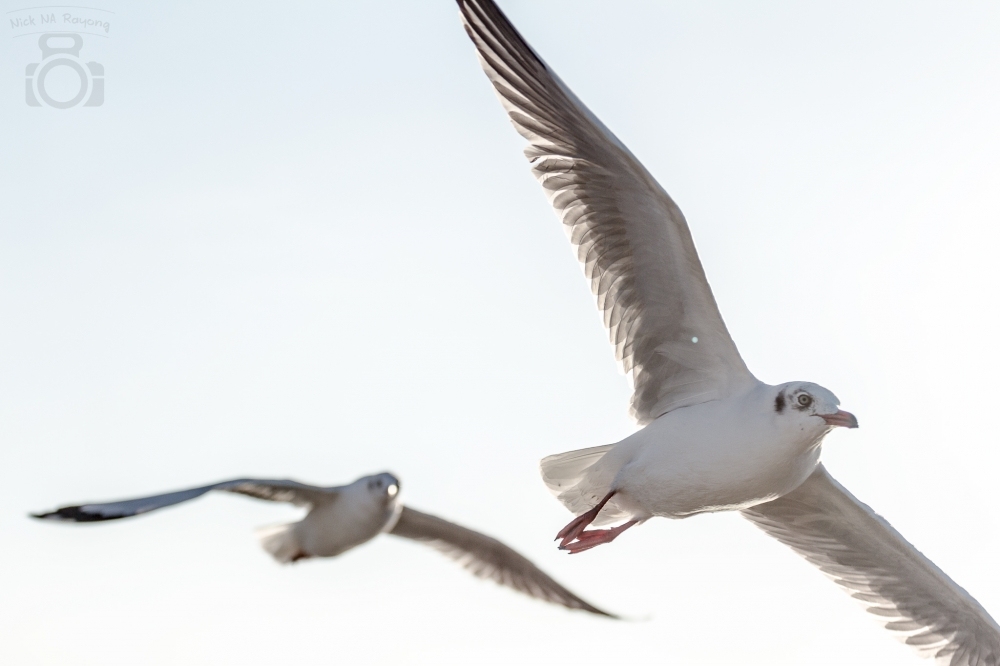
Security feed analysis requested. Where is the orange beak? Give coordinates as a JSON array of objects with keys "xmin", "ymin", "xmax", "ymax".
[{"xmin": 821, "ymin": 410, "xmax": 859, "ymax": 428}]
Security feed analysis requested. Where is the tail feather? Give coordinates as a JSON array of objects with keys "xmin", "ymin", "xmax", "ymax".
[
  {"xmin": 540, "ymin": 444, "xmax": 613, "ymax": 495},
  {"xmin": 540, "ymin": 444, "xmax": 629, "ymax": 525},
  {"xmin": 256, "ymin": 523, "xmax": 308, "ymax": 564}
]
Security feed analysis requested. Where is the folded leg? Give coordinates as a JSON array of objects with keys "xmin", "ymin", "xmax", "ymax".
[
  {"xmin": 555, "ymin": 491, "xmax": 617, "ymax": 547},
  {"xmin": 559, "ymin": 520, "xmax": 638, "ymax": 554}
]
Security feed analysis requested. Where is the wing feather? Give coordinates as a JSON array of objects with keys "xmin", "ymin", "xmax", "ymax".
[
  {"xmin": 457, "ymin": 0, "xmax": 756, "ymax": 422},
  {"xmin": 743, "ymin": 465, "xmax": 1000, "ymax": 665},
  {"xmin": 389, "ymin": 506, "xmax": 615, "ymax": 617},
  {"xmin": 32, "ymin": 479, "xmax": 337, "ymax": 522}
]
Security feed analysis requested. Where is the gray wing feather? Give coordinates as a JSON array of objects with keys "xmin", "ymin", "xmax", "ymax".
[
  {"xmin": 32, "ymin": 479, "xmax": 336, "ymax": 522},
  {"xmin": 743, "ymin": 465, "xmax": 1000, "ymax": 665},
  {"xmin": 389, "ymin": 506, "xmax": 615, "ymax": 617},
  {"xmin": 457, "ymin": 0, "xmax": 756, "ymax": 423}
]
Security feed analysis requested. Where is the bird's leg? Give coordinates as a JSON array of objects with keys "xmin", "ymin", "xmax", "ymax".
[
  {"xmin": 559, "ymin": 520, "xmax": 638, "ymax": 554},
  {"xmin": 555, "ymin": 491, "xmax": 617, "ymax": 547}
]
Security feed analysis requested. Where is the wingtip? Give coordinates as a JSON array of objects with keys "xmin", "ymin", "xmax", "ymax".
[
  {"xmin": 30, "ymin": 510, "xmax": 80, "ymax": 522},
  {"xmin": 576, "ymin": 601, "xmax": 627, "ymax": 620},
  {"xmin": 30, "ymin": 507, "xmax": 77, "ymax": 521},
  {"xmin": 579, "ymin": 602, "xmax": 651, "ymax": 622},
  {"xmin": 29, "ymin": 506, "xmax": 119, "ymax": 522}
]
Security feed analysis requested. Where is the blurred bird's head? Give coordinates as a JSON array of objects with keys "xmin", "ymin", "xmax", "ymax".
[{"xmin": 364, "ymin": 472, "xmax": 400, "ymax": 507}]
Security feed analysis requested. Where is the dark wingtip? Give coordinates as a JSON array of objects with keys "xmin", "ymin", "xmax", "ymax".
[
  {"xmin": 571, "ymin": 598, "xmax": 625, "ymax": 620},
  {"xmin": 30, "ymin": 509, "xmax": 72, "ymax": 521},
  {"xmin": 592, "ymin": 607, "xmax": 620, "ymax": 620},
  {"xmin": 30, "ymin": 506, "xmax": 122, "ymax": 522}
]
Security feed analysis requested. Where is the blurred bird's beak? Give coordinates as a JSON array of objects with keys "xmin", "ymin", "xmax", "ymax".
[{"xmin": 822, "ymin": 410, "xmax": 859, "ymax": 429}]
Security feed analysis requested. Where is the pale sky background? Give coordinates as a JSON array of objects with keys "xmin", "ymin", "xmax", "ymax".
[{"xmin": 2, "ymin": 1, "xmax": 1000, "ymax": 664}]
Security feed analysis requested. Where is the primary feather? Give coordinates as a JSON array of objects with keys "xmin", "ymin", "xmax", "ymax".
[
  {"xmin": 389, "ymin": 505, "xmax": 614, "ymax": 617},
  {"xmin": 457, "ymin": 0, "xmax": 756, "ymax": 424},
  {"xmin": 743, "ymin": 466, "xmax": 1000, "ymax": 666},
  {"xmin": 31, "ymin": 478, "xmax": 336, "ymax": 522}
]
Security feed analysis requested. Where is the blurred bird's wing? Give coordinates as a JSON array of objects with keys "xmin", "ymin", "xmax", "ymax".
[
  {"xmin": 32, "ymin": 479, "xmax": 339, "ymax": 522},
  {"xmin": 743, "ymin": 465, "xmax": 1000, "ymax": 665},
  {"xmin": 456, "ymin": 0, "xmax": 756, "ymax": 423},
  {"xmin": 388, "ymin": 505, "xmax": 615, "ymax": 617}
]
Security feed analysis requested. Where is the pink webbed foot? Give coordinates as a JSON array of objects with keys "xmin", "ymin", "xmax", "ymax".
[
  {"xmin": 555, "ymin": 491, "xmax": 638, "ymax": 552},
  {"xmin": 555, "ymin": 491, "xmax": 617, "ymax": 548},
  {"xmin": 559, "ymin": 520, "xmax": 638, "ymax": 554}
]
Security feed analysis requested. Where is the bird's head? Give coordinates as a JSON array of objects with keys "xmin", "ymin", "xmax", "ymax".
[
  {"xmin": 364, "ymin": 472, "xmax": 400, "ymax": 507},
  {"xmin": 774, "ymin": 382, "xmax": 858, "ymax": 431}
]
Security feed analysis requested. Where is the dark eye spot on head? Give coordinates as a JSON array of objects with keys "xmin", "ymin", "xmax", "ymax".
[{"xmin": 774, "ymin": 392, "xmax": 785, "ymax": 413}]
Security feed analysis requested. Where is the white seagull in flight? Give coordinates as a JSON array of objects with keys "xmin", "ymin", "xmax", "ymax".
[
  {"xmin": 33, "ymin": 472, "xmax": 614, "ymax": 617},
  {"xmin": 455, "ymin": 0, "xmax": 999, "ymax": 662}
]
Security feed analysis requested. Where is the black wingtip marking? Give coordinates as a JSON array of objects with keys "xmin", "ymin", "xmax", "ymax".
[
  {"xmin": 30, "ymin": 506, "xmax": 125, "ymax": 522},
  {"xmin": 774, "ymin": 391, "xmax": 785, "ymax": 414},
  {"xmin": 589, "ymin": 606, "xmax": 619, "ymax": 619}
]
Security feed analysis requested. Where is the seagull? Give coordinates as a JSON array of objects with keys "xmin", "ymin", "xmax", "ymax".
[
  {"xmin": 455, "ymin": 0, "xmax": 1000, "ymax": 662},
  {"xmin": 32, "ymin": 472, "xmax": 614, "ymax": 617}
]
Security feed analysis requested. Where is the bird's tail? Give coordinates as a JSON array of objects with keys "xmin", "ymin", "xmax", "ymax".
[
  {"xmin": 255, "ymin": 522, "xmax": 308, "ymax": 564},
  {"xmin": 540, "ymin": 444, "xmax": 629, "ymax": 526}
]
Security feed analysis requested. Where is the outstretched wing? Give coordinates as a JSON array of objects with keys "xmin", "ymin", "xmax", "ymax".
[
  {"xmin": 456, "ymin": 0, "xmax": 756, "ymax": 423},
  {"xmin": 32, "ymin": 479, "xmax": 337, "ymax": 522},
  {"xmin": 743, "ymin": 465, "xmax": 1000, "ymax": 665},
  {"xmin": 389, "ymin": 505, "xmax": 615, "ymax": 617}
]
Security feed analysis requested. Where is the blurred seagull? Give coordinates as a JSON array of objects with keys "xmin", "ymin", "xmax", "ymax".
[
  {"xmin": 33, "ymin": 472, "xmax": 614, "ymax": 617},
  {"xmin": 455, "ymin": 0, "xmax": 999, "ymax": 661}
]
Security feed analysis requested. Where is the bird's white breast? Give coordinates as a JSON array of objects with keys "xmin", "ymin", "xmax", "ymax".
[
  {"xmin": 297, "ymin": 488, "xmax": 392, "ymax": 557},
  {"xmin": 612, "ymin": 384, "xmax": 826, "ymax": 519}
]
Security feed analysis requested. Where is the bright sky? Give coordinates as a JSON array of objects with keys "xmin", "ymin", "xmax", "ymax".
[{"xmin": 2, "ymin": 1, "xmax": 999, "ymax": 664}]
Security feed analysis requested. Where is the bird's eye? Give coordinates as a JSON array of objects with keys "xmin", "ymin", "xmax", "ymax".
[{"xmin": 797, "ymin": 394, "xmax": 813, "ymax": 407}]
